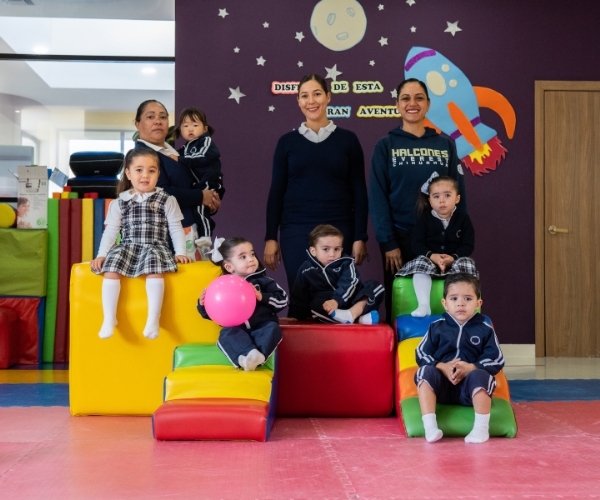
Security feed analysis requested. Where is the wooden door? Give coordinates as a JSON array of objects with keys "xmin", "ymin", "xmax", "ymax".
[{"xmin": 535, "ymin": 82, "xmax": 600, "ymax": 357}]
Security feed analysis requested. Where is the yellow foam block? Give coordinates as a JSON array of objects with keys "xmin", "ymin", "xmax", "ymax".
[
  {"xmin": 69, "ymin": 261, "xmax": 222, "ymax": 416},
  {"xmin": 165, "ymin": 365, "xmax": 274, "ymax": 403},
  {"xmin": 397, "ymin": 337, "xmax": 422, "ymax": 371}
]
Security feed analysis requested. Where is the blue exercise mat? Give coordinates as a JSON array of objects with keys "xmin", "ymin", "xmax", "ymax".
[
  {"xmin": 509, "ymin": 379, "xmax": 600, "ymax": 402},
  {"xmin": 0, "ymin": 383, "xmax": 69, "ymax": 407}
]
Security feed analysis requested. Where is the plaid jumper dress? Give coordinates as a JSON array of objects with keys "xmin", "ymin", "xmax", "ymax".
[{"xmin": 94, "ymin": 189, "xmax": 178, "ymax": 278}]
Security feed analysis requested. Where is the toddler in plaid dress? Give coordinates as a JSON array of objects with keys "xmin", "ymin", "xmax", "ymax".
[
  {"xmin": 91, "ymin": 148, "xmax": 192, "ymax": 339},
  {"xmin": 396, "ymin": 173, "xmax": 477, "ymax": 317}
]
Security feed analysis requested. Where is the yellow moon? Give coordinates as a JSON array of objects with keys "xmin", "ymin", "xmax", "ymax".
[{"xmin": 310, "ymin": 0, "xmax": 367, "ymax": 52}]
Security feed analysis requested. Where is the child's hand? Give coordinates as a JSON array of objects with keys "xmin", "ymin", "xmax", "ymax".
[
  {"xmin": 322, "ymin": 299, "xmax": 339, "ymax": 314},
  {"xmin": 199, "ymin": 289, "xmax": 206, "ymax": 306},
  {"xmin": 175, "ymin": 255, "xmax": 192, "ymax": 264},
  {"xmin": 430, "ymin": 253, "xmax": 445, "ymax": 272},
  {"xmin": 451, "ymin": 359, "xmax": 476, "ymax": 383},
  {"xmin": 255, "ymin": 289, "xmax": 263, "ymax": 302},
  {"xmin": 436, "ymin": 361, "xmax": 458, "ymax": 384},
  {"xmin": 169, "ymin": 154, "xmax": 179, "ymax": 162},
  {"xmin": 90, "ymin": 256, "xmax": 106, "ymax": 272},
  {"xmin": 202, "ymin": 190, "xmax": 221, "ymax": 213},
  {"xmin": 439, "ymin": 254, "xmax": 454, "ymax": 271}
]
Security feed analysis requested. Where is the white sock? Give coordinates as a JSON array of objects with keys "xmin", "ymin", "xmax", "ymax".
[
  {"xmin": 465, "ymin": 413, "xmax": 490, "ymax": 444},
  {"xmin": 143, "ymin": 277, "xmax": 164, "ymax": 339},
  {"xmin": 331, "ymin": 309, "xmax": 353, "ymax": 324},
  {"xmin": 411, "ymin": 273, "xmax": 432, "ymax": 317},
  {"xmin": 358, "ymin": 310, "xmax": 379, "ymax": 324},
  {"xmin": 238, "ymin": 355, "xmax": 248, "ymax": 370},
  {"xmin": 245, "ymin": 349, "xmax": 266, "ymax": 371},
  {"xmin": 422, "ymin": 413, "xmax": 443, "ymax": 443},
  {"xmin": 99, "ymin": 279, "xmax": 120, "ymax": 338}
]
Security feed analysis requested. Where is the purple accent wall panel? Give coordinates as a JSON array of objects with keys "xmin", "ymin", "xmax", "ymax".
[{"xmin": 175, "ymin": 0, "xmax": 600, "ymax": 343}]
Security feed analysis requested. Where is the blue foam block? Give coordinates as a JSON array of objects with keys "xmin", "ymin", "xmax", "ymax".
[{"xmin": 396, "ymin": 314, "xmax": 443, "ymax": 341}]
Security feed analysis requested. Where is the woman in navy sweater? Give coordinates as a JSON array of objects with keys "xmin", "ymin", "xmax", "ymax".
[
  {"xmin": 133, "ymin": 100, "xmax": 221, "ymax": 252},
  {"xmin": 264, "ymin": 74, "xmax": 369, "ymax": 291}
]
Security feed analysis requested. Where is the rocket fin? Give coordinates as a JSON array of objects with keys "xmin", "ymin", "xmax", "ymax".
[
  {"xmin": 447, "ymin": 102, "xmax": 484, "ymax": 152},
  {"xmin": 473, "ymin": 86, "xmax": 516, "ymax": 139}
]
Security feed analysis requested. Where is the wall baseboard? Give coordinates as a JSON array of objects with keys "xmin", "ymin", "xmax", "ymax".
[{"xmin": 501, "ymin": 344, "xmax": 536, "ymax": 367}]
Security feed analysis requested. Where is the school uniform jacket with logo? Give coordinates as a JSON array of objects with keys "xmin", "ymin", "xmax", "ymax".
[
  {"xmin": 415, "ymin": 312, "xmax": 504, "ymax": 376},
  {"xmin": 290, "ymin": 252, "xmax": 363, "ymax": 320},
  {"xmin": 197, "ymin": 268, "xmax": 288, "ymax": 329}
]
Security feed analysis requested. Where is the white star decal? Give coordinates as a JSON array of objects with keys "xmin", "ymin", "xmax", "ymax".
[
  {"xmin": 379, "ymin": 37, "xmax": 388, "ymax": 47},
  {"xmin": 268, "ymin": 106, "xmax": 275, "ymax": 112},
  {"xmin": 256, "ymin": 56, "xmax": 266, "ymax": 66},
  {"xmin": 263, "ymin": 21, "xmax": 269, "ymax": 28},
  {"xmin": 228, "ymin": 87, "xmax": 245, "ymax": 104},
  {"xmin": 297, "ymin": 61, "xmax": 304, "ymax": 67},
  {"xmin": 391, "ymin": 89, "xmax": 398, "ymax": 99},
  {"xmin": 295, "ymin": 32, "xmax": 305, "ymax": 42},
  {"xmin": 410, "ymin": 26, "xmax": 417, "ymax": 33},
  {"xmin": 233, "ymin": 47, "xmax": 240, "ymax": 53},
  {"xmin": 378, "ymin": 4, "xmax": 384, "ymax": 10},
  {"xmin": 406, "ymin": 0, "xmax": 415, "ymax": 6},
  {"xmin": 445, "ymin": 21, "xmax": 462, "ymax": 36},
  {"xmin": 218, "ymin": 8, "xmax": 229, "ymax": 18},
  {"xmin": 324, "ymin": 64, "xmax": 342, "ymax": 81},
  {"xmin": 369, "ymin": 60, "xmax": 375, "ymax": 66}
]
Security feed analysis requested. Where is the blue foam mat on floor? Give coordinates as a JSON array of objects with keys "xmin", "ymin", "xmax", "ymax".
[
  {"xmin": 0, "ymin": 383, "xmax": 69, "ymax": 407},
  {"xmin": 509, "ymin": 379, "xmax": 600, "ymax": 402}
]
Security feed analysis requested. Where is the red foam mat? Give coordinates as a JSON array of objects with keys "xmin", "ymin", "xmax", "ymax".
[
  {"xmin": 277, "ymin": 322, "xmax": 395, "ymax": 417},
  {"xmin": 153, "ymin": 398, "xmax": 270, "ymax": 441}
]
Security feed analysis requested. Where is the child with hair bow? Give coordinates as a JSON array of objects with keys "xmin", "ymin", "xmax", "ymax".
[{"xmin": 196, "ymin": 237, "xmax": 288, "ymax": 371}]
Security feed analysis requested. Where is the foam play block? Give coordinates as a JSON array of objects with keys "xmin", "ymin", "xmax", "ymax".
[
  {"xmin": 69, "ymin": 261, "xmax": 222, "ymax": 416},
  {"xmin": 81, "ymin": 198, "xmax": 94, "ymax": 262},
  {"xmin": 392, "ymin": 277, "xmax": 446, "ymax": 322},
  {"xmin": 0, "ymin": 307, "xmax": 19, "ymax": 369},
  {"xmin": 173, "ymin": 343, "xmax": 275, "ymax": 371},
  {"xmin": 396, "ymin": 314, "xmax": 443, "ymax": 341},
  {"xmin": 396, "ymin": 334, "xmax": 517, "ymax": 438},
  {"xmin": 0, "ymin": 297, "xmax": 41, "ymax": 365},
  {"xmin": 276, "ymin": 322, "xmax": 395, "ymax": 417},
  {"xmin": 43, "ymin": 198, "xmax": 59, "ymax": 362},
  {"xmin": 0, "ymin": 229, "xmax": 48, "ymax": 297},
  {"xmin": 54, "ymin": 199, "xmax": 71, "ymax": 363},
  {"xmin": 164, "ymin": 365, "xmax": 274, "ymax": 402},
  {"xmin": 153, "ymin": 398, "xmax": 271, "ymax": 441}
]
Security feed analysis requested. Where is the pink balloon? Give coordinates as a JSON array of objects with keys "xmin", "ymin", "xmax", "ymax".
[{"xmin": 204, "ymin": 275, "xmax": 257, "ymax": 327}]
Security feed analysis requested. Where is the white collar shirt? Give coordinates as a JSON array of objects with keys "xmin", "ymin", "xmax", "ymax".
[{"xmin": 298, "ymin": 120, "xmax": 337, "ymax": 143}]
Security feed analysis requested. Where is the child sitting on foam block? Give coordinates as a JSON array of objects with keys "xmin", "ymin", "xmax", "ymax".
[
  {"xmin": 415, "ymin": 273, "xmax": 504, "ymax": 444},
  {"xmin": 289, "ymin": 224, "xmax": 384, "ymax": 324}
]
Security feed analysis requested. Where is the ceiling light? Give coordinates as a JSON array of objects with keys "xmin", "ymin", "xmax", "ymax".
[
  {"xmin": 32, "ymin": 45, "xmax": 48, "ymax": 54},
  {"xmin": 142, "ymin": 67, "xmax": 157, "ymax": 75}
]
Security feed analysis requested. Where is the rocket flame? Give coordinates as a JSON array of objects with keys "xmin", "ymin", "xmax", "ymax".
[{"xmin": 462, "ymin": 136, "xmax": 507, "ymax": 176}]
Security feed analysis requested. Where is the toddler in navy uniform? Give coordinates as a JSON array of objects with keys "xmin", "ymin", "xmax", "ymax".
[
  {"xmin": 397, "ymin": 173, "xmax": 477, "ymax": 317},
  {"xmin": 171, "ymin": 107, "xmax": 225, "ymax": 238},
  {"xmin": 91, "ymin": 148, "xmax": 191, "ymax": 339},
  {"xmin": 290, "ymin": 224, "xmax": 384, "ymax": 324},
  {"xmin": 415, "ymin": 273, "xmax": 504, "ymax": 443},
  {"xmin": 197, "ymin": 237, "xmax": 288, "ymax": 371}
]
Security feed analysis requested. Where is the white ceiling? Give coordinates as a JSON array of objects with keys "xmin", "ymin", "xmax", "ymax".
[{"xmin": 0, "ymin": 0, "xmax": 175, "ymax": 111}]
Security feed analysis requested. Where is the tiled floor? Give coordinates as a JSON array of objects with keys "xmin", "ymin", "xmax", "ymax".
[{"xmin": 1, "ymin": 359, "xmax": 599, "ymax": 499}]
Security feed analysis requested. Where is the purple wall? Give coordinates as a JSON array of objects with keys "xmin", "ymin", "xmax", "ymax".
[{"xmin": 175, "ymin": 0, "xmax": 600, "ymax": 343}]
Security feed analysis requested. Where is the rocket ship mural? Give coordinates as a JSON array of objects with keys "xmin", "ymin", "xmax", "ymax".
[{"xmin": 404, "ymin": 47, "xmax": 516, "ymax": 176}]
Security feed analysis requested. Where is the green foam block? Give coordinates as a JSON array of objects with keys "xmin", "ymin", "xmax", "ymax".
[
  {"xmin": 392, "ymin": 277, "xmax": 446, "ymax": 319},
  {"xmin": 173, "ymin": 343, "xmax": 275, "ymax": 372},
  {"xmin": 0, "ymin": 228, "xmax": 48, "ymax": 296},
  {"xmin": 43, "ymin": 198, "xmax": 59, "ymax": 362},
  {"xmin": 400, "ymin": 396, "xmax": 517, "ymax": 438}
]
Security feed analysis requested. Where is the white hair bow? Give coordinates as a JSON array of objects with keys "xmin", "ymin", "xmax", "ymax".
[
  {"xmin": 420, "ymin": 171, "xmax": 440, "ymax": 195},
  {"xmin": 207, "ymin": 236, "xmax": 225, "ymax": 263}
]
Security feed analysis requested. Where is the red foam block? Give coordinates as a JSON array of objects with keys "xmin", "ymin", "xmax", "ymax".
[
  {"xmin": 0, "ymin": 298, "xmax": 40, "ymax": 365},
  {"xmin": 153, "ymin": 398, "xmax": 270, "ymax": 441},
  {"xmin": 0, "ymin": 307, "xmax": 19, "ymax": 368},
  {"xmin": 277, "ymin": 321, "xmax": 395, "ymax": 417}
]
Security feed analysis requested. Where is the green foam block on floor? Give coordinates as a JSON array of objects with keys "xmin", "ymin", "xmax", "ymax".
[
  {"xmin": 400, "ymin": 396, "xmax": 517, "ymax": 438},
  {"xmin": 173, "ymin": 343, "xmax": 275, "ymax": 372}
]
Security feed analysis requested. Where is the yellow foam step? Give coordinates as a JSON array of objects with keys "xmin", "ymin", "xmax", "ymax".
[{"xmin": 165, "ymin": 365, "xmax": 274, "ymax": 403}]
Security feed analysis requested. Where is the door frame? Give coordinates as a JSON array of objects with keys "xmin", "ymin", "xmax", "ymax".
[{"xmin": 534, "ymin": 81, "xmax": 600, "ymax": 357}]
